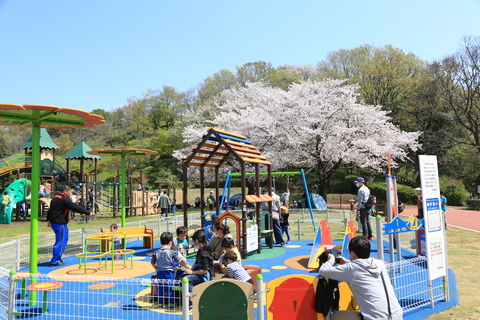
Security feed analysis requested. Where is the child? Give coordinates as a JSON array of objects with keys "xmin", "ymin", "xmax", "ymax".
[
  {"xmin": 151, "ymin": 232, "xmax": 186, "ymax": 307},
  {"xmin": 175, "ymin": 226, "xmax": 189, "ymax": 256},
  {"xmin": 440, "ymin": 190, "xmax": 448, "ymax": 230},
  {"xmin": 218, "ymin": 237, "xmax": 241, "ymax": 274},
  {"xmin": 171, "ymin": 199, "xmax": 177, "ymax": 216},
  {"xmin": 109, "ymin": 224, "xmax": 122, "ymax": 259},
  {"xmin": 1, "ymin": 191, "xmax": 11, "ymax": 217},
  {"xmin": 280, "ymin": 206, "xmax": 291, "ymax": 244},
  {"xmin": 39, "ymin": 183, "xmax": 46, "ymax": 197},
  {"xmin": 223, "ymin": 251, "xmax": 253, "ymax": 285}
]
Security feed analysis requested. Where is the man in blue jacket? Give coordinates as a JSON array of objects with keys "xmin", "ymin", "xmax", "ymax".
[{"xmin": 47, "ymin": 185, "xmax": 94, "ymax": 266}]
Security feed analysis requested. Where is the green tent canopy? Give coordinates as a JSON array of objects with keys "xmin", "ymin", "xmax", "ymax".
[
  {"xmin": 63, "ymin": 140, "xmax": 101, "ymax": 160},
  {"xmin": 21, "ymin": 128, "xmax": 59, "ymax": 150}
]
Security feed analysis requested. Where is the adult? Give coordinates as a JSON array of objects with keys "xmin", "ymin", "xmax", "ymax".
[
  {"xmin": 69, "ymin": 191, "xmax": 77, "ymax": 219},
  {"xmin": 87, "ymin": 188, "xmax": 95, "ymax": 207},
  {"xmin": 183, "ymin": 230, "xmax": 214, "ymax": 292},
  {"xmin": 415, "ymin": 187, "xmax": 423, "ymax": 219},
  {"xmin": 155, "ymin": 190, "xmax": 162, "ymax": 214},
  {"xmin": 319, "ymin": 236, "xmax": 403, "ymax": 320},
  {"xmin": 209, "ymin": 221, "xmax": 233, "ymax": 260},
  {"xmin": 16, "ymin": 201, "xmax": 27, "ymax": 220},
  {"xmin": 47, "ymin": 185, "xmax": 94, "ymax": 266},
  {"xmin": 207, "ymin": 191, "xmax": 216, "ymax": 211},
  {"xmin": 281, "ymin": 189, "xmax": 290, "ymax": 206},
  {"xmin": 271, "ymin": 188, "xmax": 285, "ymax": 246},
  {"xmin": 355, "ymin": 177, "xmax": 373, "ymax": 240},
  {"xmin": 158, "ymin": 190, "xmax": 171, "ymax": 217}
]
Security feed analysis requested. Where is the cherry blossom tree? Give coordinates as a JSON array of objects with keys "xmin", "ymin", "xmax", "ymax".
[{"xmin": 175, "ymin": 80, "xmax": 420, "ymax": 198}]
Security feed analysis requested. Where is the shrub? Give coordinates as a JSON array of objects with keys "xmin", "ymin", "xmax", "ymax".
[
  {"xmin": 366, "ymin": 181, "xmax": 417, "ymax": 205},
  {"xmin": 466, "ymin": 199, "xmax": 480, "ymax": 210},
  {"xmin": 330, "ymin": 180, "xmax": 352, "ymax": 194},
  {"xmin": 443, "ymin": 186, "xmax": 467, "ymax": 206}
]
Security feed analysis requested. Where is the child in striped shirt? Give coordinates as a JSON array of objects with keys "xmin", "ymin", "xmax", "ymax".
[{"xmin": 223, "ymin": 251, "xmax": 253, "ymax": 285}]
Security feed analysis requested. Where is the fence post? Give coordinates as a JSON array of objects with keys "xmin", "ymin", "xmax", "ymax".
[
  {"xmin": 81, "ymin": 228, "xmax": 86, "ymax": 253},
  {"xmin": 376, "ymin": 217, "xmax": 384, "ymax": 261},
  {"xmin": 8, "ymin": 270, "xmax": 17, "ymax": 320},
  {"xmin": 15, "ymin": 238, "xmax": 21, "ymax": 271},
  {"xmin": 297, "ymin": 219, "xmax": 301, "ymax": 241},
  {"xmin": 255, "ymin": 274, "xmax": 266, "ymax": 320},
  {"xmin": 157, "ymin": 217, "xmax": 161, "ymax": 236},
  {"xmin": 182, "ymin": 277, "xmax": 191, "ymax": 320}
]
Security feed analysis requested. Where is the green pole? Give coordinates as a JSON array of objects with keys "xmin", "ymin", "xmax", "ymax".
[
  {"xmin": 29, "ymin": 124, "xmax": 40, "ymax": 303},
  {"xmin": 121, "ymin": 154, "xmax": 126, "ymax": 228},
  {"xmin": 229, "ymin": 171, "xmax": 301, "ymax": 177}
]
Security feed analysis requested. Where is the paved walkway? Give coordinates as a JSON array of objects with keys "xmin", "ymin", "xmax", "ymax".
[{"xmin": 400, "ymin": 204, "xmax": 480, "ymax": 232}]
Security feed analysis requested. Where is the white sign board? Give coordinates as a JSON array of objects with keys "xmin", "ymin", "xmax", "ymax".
[
  {"xmin": 419, "ymin": 155, "xmax": 447, "ymax": 280},
  {"xmin": 246, "ymin": 224, "xmax": 259, "ymax": 252}
]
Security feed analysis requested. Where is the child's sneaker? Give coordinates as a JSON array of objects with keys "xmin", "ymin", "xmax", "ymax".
[
  {"xmin": 114, "ymin": 255, "xmax": 119, "ymax": 259},
  {"xmin": 158, "ymin": 303, "xmax": 163, "ymax": 308}
]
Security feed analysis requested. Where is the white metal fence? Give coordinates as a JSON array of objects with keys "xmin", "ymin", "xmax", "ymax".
[
  {"xmin": 0, "ymin": 209, "xmax": 450, "ymax": 319},
  {"xmin": 0, "ymin": 209, "xmax": 351, "ymax": 271}
]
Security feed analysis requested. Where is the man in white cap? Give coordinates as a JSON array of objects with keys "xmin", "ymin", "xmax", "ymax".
[{"xmin": 355, "ymin": 177, "xmax": 373, "ymax": 240}]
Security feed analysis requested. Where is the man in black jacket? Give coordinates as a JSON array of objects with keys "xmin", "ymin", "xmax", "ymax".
[{"xmin": 47, "ymin": 185, "xmax": 93, "ymax": 266}]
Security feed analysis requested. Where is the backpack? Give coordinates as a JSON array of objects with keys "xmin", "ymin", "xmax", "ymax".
[{"xmin": 364, "ymin": 195, "xmax": 375, "ymax": 209}]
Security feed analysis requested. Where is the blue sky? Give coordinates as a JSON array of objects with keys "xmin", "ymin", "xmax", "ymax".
[{"xmin": 1, "ymin": 0, "xmax": 479, "ymax": 113}]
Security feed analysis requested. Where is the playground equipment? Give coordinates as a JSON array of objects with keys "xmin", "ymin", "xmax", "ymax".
[
  {"xmin": 87, "ymin": 148, "xmax": 157, "ymax": 228},
  {"xmin": 222, "ymin": 169, "xmax": 317, "ymax": 231},
  {"xmin": 182, "ymin": 128, "xmax": 274, "ymax": 258},
  {"xmin": 192, "ymin": 278, "xmax": 255, "ymax": 320},
  {"xmin": 0, "ymin": 103, "xmax": 105, "ymax": 300},
  {"xmin": 25, "ymin": 281, "xmax": 64, "ymax": 314},
  {"xmin": 0, "ymin": 154, "xmax": 32, "ymax": 179},
  {"xmin": 63, "ymin": 140, "xmax": 101, "ymax": 210},
  {"xmin": 79, "ymin": 233, "xmax": 135, "ymax": 274},
  {"xmin": 307, "ymin": 219, "xmax": 356, "ymax": 269},
  {"xmin": 266, "ymin": 274, "xmax": 322, "ymax": 319},
  {"xmin": 0, "ymin": 178, "xmax": 31, "ymax": 224}
]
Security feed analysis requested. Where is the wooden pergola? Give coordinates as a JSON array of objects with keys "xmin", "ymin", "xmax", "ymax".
[{"xmin": 182, "ymin": 128, "xmax": 273, "ymax": 258}]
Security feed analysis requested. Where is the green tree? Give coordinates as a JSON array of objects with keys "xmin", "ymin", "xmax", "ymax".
[
  {"xmin": 235, "ymin": 61, "xmax": 274, "ymax": 86},
  {"xmin": 317, "ymin": 44, "xmax": 426, "ymax": 127},
  {"xmin": 55, "ymin": 133, "xmax": 74, "ymax": 157},
  {"xmin": 267, "ymin": 66, "xmax": 302, "ymax": 90},
  {"xmin": 197, "ymin": 69, "xmax": 237, "ymax": 105},
  {"xmin": 147, "ymin": 86, "xmax": 189, "ymax": 130},
  {"xmin": 437, "ymin": 37, "xmax": 480, "ymax": 154}
]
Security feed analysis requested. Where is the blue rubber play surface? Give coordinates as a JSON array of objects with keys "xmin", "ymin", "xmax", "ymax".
[{"xmin": 18, "ymin": 239, "xmax": 458, "ymax": 319}]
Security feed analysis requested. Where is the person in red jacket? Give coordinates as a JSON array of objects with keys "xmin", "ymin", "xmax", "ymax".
[{"xmin": 47, "ymin": 185, "xmax": 94, "ymax": 266}]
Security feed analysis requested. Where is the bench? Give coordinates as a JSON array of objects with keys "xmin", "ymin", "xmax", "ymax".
[
  {"xmin": 259, "ymin": 211, "xmax": 273, "ymax": 248},
  {"xmin": 99, "ymin": 226, "xmax": 154, "ymax": 251}
]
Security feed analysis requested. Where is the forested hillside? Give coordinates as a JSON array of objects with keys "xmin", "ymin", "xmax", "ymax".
[{"xmin": 2, "ymin": 38, "xmax": 480, "ymax": 199}]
